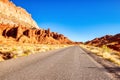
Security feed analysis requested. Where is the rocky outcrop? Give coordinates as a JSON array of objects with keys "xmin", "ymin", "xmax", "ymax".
[
  {"xmin": 85, "ymin": 35, "xmax": 113, "ymax": 46},
  {"xmin": 0, "ymin": 0, "xmax": 39, "ymax": 28},
  {"xmin": 0, "ymin": 0, "xmax": 73, "ymax": 44},
  {"xmin": 0, "ymin": 24, "xmax": 73, "ymax": 44},
  {"xmin": 85, "ymin": 34, "xmax": 120, "ymax": 51},
  {"xmin": 0, "ymin": 51, "xmax": 14, "ymax": 60}
]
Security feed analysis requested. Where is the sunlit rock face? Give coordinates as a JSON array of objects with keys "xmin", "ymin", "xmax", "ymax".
[
  {"xmin": 0, "ymin": 0, "xmax": 39, "ymax": 28},
  {"xmin": 0, "ymin": 24, "xmax": 73, "ymax": 44},
  {"xmin": 85, "ymin": 34, "xmax": 120, "ymax": 51},
  {"xmin": 0, "ymin": 0, "xmax": 73, "ymax": 44}
]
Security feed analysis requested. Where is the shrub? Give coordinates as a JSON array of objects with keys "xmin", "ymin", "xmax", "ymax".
[{"xmin": 102, "ymin": 45, "xmax": 110, "ymax": 53}]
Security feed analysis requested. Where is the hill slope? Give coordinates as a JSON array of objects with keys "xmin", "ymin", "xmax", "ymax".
[{"xmin": 85, "ymin": 33, "xmax": 120, "ymax": 51}]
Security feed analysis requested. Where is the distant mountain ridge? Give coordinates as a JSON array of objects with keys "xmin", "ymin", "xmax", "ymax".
[{"xmin": 85, "ymin": 33, "xmax": 120, "ymax": 51}]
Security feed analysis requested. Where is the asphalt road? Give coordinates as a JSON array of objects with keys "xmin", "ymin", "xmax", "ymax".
[{"xmin": 0, "ymin": 46, "xmax": 113, "ymax": 80}]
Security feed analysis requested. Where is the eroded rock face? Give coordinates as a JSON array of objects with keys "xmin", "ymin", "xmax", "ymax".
[
  {"xmin": 0, "ymin": 0, "xmax": 39, "ymax": 28},
  {"xmin": 85, "ymin": 34, "xmax": 120, "ymax": 51},
  {"xmin": 0, "ymin": 24, "xmax": 73, "ymax": 44},
  {"xmin": 0, "ymin": 0, "xmax": 74, "ymax": 44}
]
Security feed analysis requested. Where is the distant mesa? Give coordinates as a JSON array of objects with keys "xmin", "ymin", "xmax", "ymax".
[{"xmin": 85, "ymin": 34, "xmax": 120, "ymax": 52}]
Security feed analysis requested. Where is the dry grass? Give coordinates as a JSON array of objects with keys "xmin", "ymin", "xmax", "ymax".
[
  {"xmin": 0, "ymin": 43, "xmax": 71, "ymax": 61},
  {"xmin": 80, "ymin": 44, "xmax": 120, "ymax": 66}
]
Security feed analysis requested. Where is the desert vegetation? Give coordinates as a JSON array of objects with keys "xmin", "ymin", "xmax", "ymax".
[
  {"xmin": 0, "ymin": 43, "xmax": 70, "ymax": 61},
  {"xmin": 80, "ymin": 44, "xmax": 120, "ymax": 66}
]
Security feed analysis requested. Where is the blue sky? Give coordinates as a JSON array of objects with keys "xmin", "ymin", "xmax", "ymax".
[{"xmin": 11, "ymin": 0, "xmax": 120, "ymax": 42}]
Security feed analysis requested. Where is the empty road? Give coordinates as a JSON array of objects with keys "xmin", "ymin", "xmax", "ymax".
[{"xmin": 0, "ymin": 46, "xmax": 113, "ymax": 80}]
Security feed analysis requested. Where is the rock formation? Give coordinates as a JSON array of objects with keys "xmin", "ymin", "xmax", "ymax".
[
  {"xmin": 0, "ymin": 0, "xmax": 74, "ymax": 44},
  {"xmin": 0, "ymin": 0, "xmax": 39, "ymax": 28},
  {"xmin": 0, "ymin": 0, "xmax": 75, "ymax": 61},
  {"xmin": 85, "ymin": 34, "xmax": 120, "ymax": 51},
  {"xmin": 0, "ymin": 24, "xmax": 73, "ymax": 44}
]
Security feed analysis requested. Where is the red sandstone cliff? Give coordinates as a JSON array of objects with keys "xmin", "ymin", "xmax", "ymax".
[
  {"xmin": 0, "ymin": 24, "xmax": 73, "ymax": 44},
  {"xmin": 0, "ymin": 0, "xmax": 73, "ymax": 44}
]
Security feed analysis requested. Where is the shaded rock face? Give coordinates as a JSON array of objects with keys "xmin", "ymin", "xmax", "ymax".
[
  {"xmin": 0, "ymin": 0, "xmax": 39, "ymax": 28},
  {"xmin": 0, "ymin": 24, "xmax": 73, "ymax": 44},
  {"xmin": 0, "ymin": 51, "xmax": 14, "ymax": 60},
  {"xmin": 85, "ymin": 34, "xmax": 120, "ymax": 51}
]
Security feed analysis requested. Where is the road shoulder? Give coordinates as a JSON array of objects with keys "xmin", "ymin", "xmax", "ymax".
[{"xmin": 80, "ymin": 47, "xmax": 120, "ymax": 80}]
